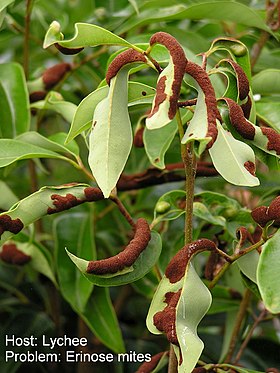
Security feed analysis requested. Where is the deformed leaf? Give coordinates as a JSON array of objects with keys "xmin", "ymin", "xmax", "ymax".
[
  {"xmin": 66, "ymin": 231, "xmax": 162, "ymax": 286},
  {"xmin": 257, "ymin": 229, "xmax": 280, "ymax": 313},
  {"xmin": 88, "ymin": 66, "xmax": 133, "ymax": 198},
  {"xmin": 54, "ymin": 213, "xmax": 95, "ymax": 312},
  {"xmin": 0, "ymin": 63, "xmax": 30, "ymax": 138},
  {"xmin": 237, "ymin": 250, "xmax": 259, "ymax": 283},
  {"xmin": 44, "ymin": 21, "xmax": 135, "ymax": 50},
  {"xmin": 30, "ymin": 91, "xmax": 77, "ymax": 124},
  {"xmin": 154, "ymin": 190, "xmax": 186, "ymax": 223},
  {"xmin": 208, "ymin": 122, "xmax": 259, "ymax": 187}
]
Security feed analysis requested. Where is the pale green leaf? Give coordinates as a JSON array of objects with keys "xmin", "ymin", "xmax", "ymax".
[
  {"xmin": 209, "ymin": 122, "xmax": 259, "ymax": 187},
  {"xmin": 154, "ymin": 190, "xmax": 186, "ymax": 223},
  {"xmin": 181, "ymin": 88, "xmax": 212, "ymax": 156},
  {"xmin": 175, "ymin": 264, "xmax": 212, "ymax": 373},
  {"xmin": 44, "ymin": 21, "xmax": 135, "ymax": 49},
  {"xmin": 237, "ymin": 250, "xmax": 259, "ymax": 283},
  {"xmin": 0, "ymin": 181, "xmax": 18, "ymax": 211},
  {"xmin": 0, "ymin": 183, "xmax": 91, "ymax": 245},
  {"xmin": 193, "ymin": 202, "xmax": 225, "ymax": 227},
  {"xmin": 66, "ymin": 231, "xmax": 162, "ymax": 286},
  {"xmin": 256, "ymin": 101, "xmax": 280, "ymax": 132},
  {"xmin": 0, "ymin": 139, "xmax": 68, "ymax": 168},
  {"xmin": 88, "ymin": 66, "xmax": 133, "ymax": 198},
  {"xmin": 144, "ymin": 116, "xmax": 177, "ymax": 169},
  {"xmin": 67, "ymin": 82, "xmax": 155, "ymax": 143},
  {"xmin": 0, "ymin": 63, "xmax": 30, "ymax": 138},
  {"xmin": 257, "ymin": 229, "xmax": 280, "ymax": 313}
]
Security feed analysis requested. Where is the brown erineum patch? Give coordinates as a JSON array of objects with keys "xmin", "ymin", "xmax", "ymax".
[
  {"xmin": 54, "ymin": 43, "xmax": 84, "ymax": 55},
  {"xmin": 87, "ymin": 218, "xmax": 151, "ymax": 275},
  {"xmin": 261, "ymin": 127, "xmax": 280, "ymax": 155},
  {"xmin": 149, "ymin": 32, "xmax": 187, "ymax": 120},
  {"xmin": 251, "ymin": 196, "xmax": 280, "ymax": 227},
  {"xmin": 185, "ymin": 61, "xmax": 220, "ymax": 147},
  {"xmin": 244, "ymin": 161, "xmax": 256, "ymax": 176},
  {"xmin": 0, "ymin": 243, "xmax": 31, "ymax": 265},
  {"xmin": 222, "ymin": 59, "xmax": 249, "ymax": 100},
  {"xmin": 47, "ymin": 193, "xmax": 83, "ymax": 214},
  {"xmin": 165, "ymin": 238, "xmax": 217, "ymax": 284},
  {"xmin": 153, "ymin": 290, "xmax": 182, "ymax": 346},
  {"xmin": 135, "ymin": 352, "xmax": 167, "ymax": 373},
  {"xmin": 42, "ymin": 62, "xmax": 71, "ymax": 90},
  {"xmin": 106, "ymin": 49, "xmax": 147, "ymax": 85},
  {"xmin": 84, "ymin": 187, "xmax": 104, "ymax": 201},
  {"xmin": 147, "ymin": 76, "xmax": 167, "ymax": 118},
  {"xmin": 0, "ymin": 215, "xmax": 24, "ymax": 238}
]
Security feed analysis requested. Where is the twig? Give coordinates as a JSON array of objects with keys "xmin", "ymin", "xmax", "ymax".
[{"xmin": 109, "ymin": 195, "xmax": 136, "ymax": 228}]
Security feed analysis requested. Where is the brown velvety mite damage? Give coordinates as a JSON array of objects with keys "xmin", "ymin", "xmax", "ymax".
[
  {"xmin": 0, "ymin": 243, "xmax": 31, "ymax": 265},
  {"xmin": 251, "ymin": 196, "xmax": 280, "ymax": 227},
  {"xmin": 86, "ymin": 218, "xmax": 151, "ymax": 275},
  {"xmin": 153, "ymin": 290, "xmax": 182, "ymax": 346},
  {"xmin": 54, "ymin": 43, "xmax": 84, "ymax": 55},
  {"xmin": 47, "ymin": 193, "xmax": 83, "ymax": 214},
  {"xmin": 165, "ymin": 239, "xmax": 217, "ymax": 284},
  {"xmin": 148, "ymin": 32, "xmax": 187, "ymax": 120},
  {"xmin": 0, "ymin": 215, "xmax": 24, "ymax": 238},
  {"xmin": 222, "ymin": 98, "xmax": 255, "ymax": 140},
  {"xmin": 42, "ymin": 62, "xmax": 71, "ymax": 90},
  {"xmin": 133, "ymin": 127, "xmax": 145, "ymax": 147},
  {"xmin": 83, "ymin": 187, "xmax": 104, "ymax": 201},
  {"xmin": 147, "ymin": 76, "xmax": 167, "ymax": 118},
  {"xmin": 223, "ymin": 59, "xmax": 249, "ymax": 100},
  {"xmin": 185, "ymin": 61, "xmax": 220, "ymax": 147},
  {"xmin": 244, "ymin": 160, "xmax": 256, "ymax": 176},
  {"xmin": 106, "ymin": 49, "xmax": 147, "ymax": 85},
  {"xmin": 241, "ymin": 96, "xmax": 252, "ymax": 119},
  {"xmin": 261, "ymin": 127, "xmax": 280, "ymax": 155},
  {"xmin": 136, "ymin": 351, "xmax": 167, "ymax": 373}
]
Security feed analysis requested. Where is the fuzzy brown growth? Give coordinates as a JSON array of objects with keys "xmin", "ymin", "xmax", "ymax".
[
  {"xmin": 251, "ymin": 196, "xmax": 280, "ymax": 227},
  {"xmin": 149, "ymin": 32, "xmax": 187, "ymax": 119},
  {"xmin": 42, "ymin": 62, "xmax": 71, "ymax": 90},
  {"xmin": 147, "ymin": 76, "xmax": 167, "ymax": 118},
  {"xmin": 0, "ymin": 215, "xmax": 24, "ymax": 238},
  {"xmin": 266, "ymin": 368, "xmax": 280, "ymax": 373},
  {"xmin": 133, "ymin": 127, "xmax": 144, "ymax": 148},
  {"xmin": 87, "ymin": 218, "xmax": 151, "ymax": 275},
  {"xmin": 204, "ymin": 251, "xmax": 220, "ymax": 281},
  {"xmin": 192, "ymin": 368, "xmax": 207, "ymax": 373},
  {"xmin": 224, "ymin": 60, "xmax": 249, "ymax": 100},
  {"xmin": 236, "ymin": 226, "xmax": 249, "ymax": 245},
  {"xmin": 29, "ymin": 91, "xmax": 47, "ymax": 103},
  {"xmin": 136, "ymin": 352, "xmax": 167, "ymax": 373},
  {"xmin": 84, "ymin": 187, "xmax": 104, "ymax": 201},
  {"xmin": 223, "ymin": 98, "xmax": 255, "ymax": 140},
  {"xmin": 106, "ymin": 49, "xmax": 147, "ymax": 85},
  {"xmin": 261, "ymin": 127, "xmax": 280, "ymax": 155},
  {"xmin": 153, "ymin": 290, "xmax": 182, "ymax": 345},
  {"xmin": 47, "ymin": 193, "xmax": 83, "ymax": 214},
  {"xmin": 185, "ymin": 61, "xmax": 220, "ymax": 148},
  {"xmin": 244, "ymin": 161, "xmax": 256, "ymax": 176},
  {"xmin": 165, "ymin": 239, "xmax": 216, "ymax": 283},
  {"xmin": 0, "ymin": 243, "xmax": 31, "ymax": 265},
  {"xmin": 55, "ymin": 43, "xmax": 84, "ymax": 55},
  {"xmin": 241, "ymin": 96, "xmax": 252, "ymax": 119}
]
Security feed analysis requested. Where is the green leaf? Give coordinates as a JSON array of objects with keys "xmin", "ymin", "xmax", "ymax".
[
  {"xmin": 16, "ymin": 131, "xmax": 79, "ymax": 159},
  {"xmin": 193, "ymin": 202, "xmax": 225, "ymax": 227},
  {"xmin": 0, "ymin": 181, "xmax": 18, "ymax": 211},
  {"xmin": 181, "ymin": 87, "xmax": 213, "ymax": 156},
  {"xmin": 44, "ymin": 21, "xmax": 135, "ymax": 49},
  {"xmin": 54, "ymin": 213, "xmax": 94, "ymax": 312},
  {"xmin": 208, "ymin": 122, "xmax": 259, "ymax": 187},
  {"xmin": 0, "ymin": 63, "xmax": 30, "ymax": 138},
  {"xmin": 88, "ymin": 66, "xmax": 133, "ymax": 198},
  {"xmin": 81, "ymin": 287, "xmax": 125, "ymax": 353},
  {"xmin": 30, "ymin": 91, "xmax": 77, "ymax": 124},
  {"xmin": 66, "ymin": 231, "xmax": 162, "ymax": 286},
  {"xmin": 0, "ymin": 183, "xmax": 92, "ymax": 245},
  {"xmin": 0, "ymin": 139, "xmax": 68, "ymax": 168},
  {"xmin": 256, "ymin": 101, "xmax": 280, "ymax": 132},
  {"xmin": 115, "ymin": 2, "xmax": 271, "ymax": 36},
  {"xmin": 0, "ymin": 0, "xmax": 14, "ymax": 27},
  {"xmin": 67, "ymin": 82, "xmax": 155, "ymax": 143},
  {"xmin": 257, "ymin": 229, "xmax": 280, "ymax": 313},
  {"xmin": 144, "ymin": 116, "xmax": 178, "ymax": 169},
  {"xmin": 252, "ymin": 69, "xmax": 280, "ymax": 95}
]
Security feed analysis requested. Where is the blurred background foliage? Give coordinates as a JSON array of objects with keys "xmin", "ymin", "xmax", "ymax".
[{"xmin": 0, "ymin": 0, "xmax": 280, "ymax": 372}]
